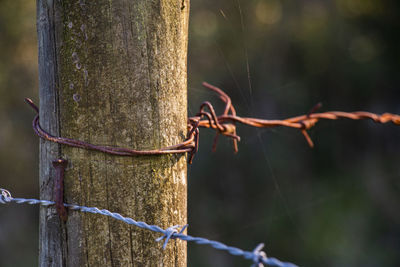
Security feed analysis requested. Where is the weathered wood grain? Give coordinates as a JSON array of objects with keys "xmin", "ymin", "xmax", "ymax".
[{"xmin": 37, "ymin": 0, "xmax": 189, "ymax": 266}]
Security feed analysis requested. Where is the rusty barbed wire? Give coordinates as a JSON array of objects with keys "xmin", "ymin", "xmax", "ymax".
[
  {"xmin": 25, "ymin": 83, "xmax": 400, "ymax": 163},
  {"xmin": 191, "ymin": 82, "xmax": 400, "ymax": 150},
  {"xmin": 25, "ymin": 98, "xmax": 197, "ymax": 157}
]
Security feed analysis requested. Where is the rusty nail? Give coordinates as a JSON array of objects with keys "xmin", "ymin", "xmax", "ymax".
[{"xmin": 52, "ymin": 158, "xmax": 68, "ymax": 222}]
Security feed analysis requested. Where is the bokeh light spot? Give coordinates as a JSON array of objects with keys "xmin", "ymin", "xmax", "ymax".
[
  {"xmin": 254, "ymin": 0, "xmax": 282, "ymax": 25},
  {"xmin": 336, "ymin": 0, "xmax": 383, "ymax": 17}
]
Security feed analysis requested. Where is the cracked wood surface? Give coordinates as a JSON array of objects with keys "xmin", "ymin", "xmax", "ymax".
[{"xmin": 37, "ymin": 0, "xmax": 189, "ymax": 266}]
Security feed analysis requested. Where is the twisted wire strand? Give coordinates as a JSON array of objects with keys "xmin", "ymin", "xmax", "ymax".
[
  {"xmin": 0, "ymin": 189, "xmax": 297, "ymax": 267},
  {"xmin": 198, "ymin": 83, "xmax": 400, "ymax": 148},
  {"xmin": 24, "ymin": 98, "xmax": 196, "ymax": 156},
  {"xmin": 25, "ymin": 83, "xmax": 400, "ymax": 161}
]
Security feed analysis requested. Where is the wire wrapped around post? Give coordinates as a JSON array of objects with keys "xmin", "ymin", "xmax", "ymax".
[{"xmin": 25, "ymin": 83, "xmax": 400, "ymax": 163}]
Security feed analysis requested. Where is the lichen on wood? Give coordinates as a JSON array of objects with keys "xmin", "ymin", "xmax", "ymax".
[{"xmin": 37, "ymin": 0, "xmax": 189, "ymax": 266}]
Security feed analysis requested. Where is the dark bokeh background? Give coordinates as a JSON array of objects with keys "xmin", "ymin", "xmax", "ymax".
[{"xmin": 1, "ymin": 1, "xmax": 399, "ymax": 266}]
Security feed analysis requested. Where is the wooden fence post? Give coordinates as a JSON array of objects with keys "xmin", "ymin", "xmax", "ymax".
[{"xmin": 37, "ymin": 1, "xmax": 189, "ymax": 266}]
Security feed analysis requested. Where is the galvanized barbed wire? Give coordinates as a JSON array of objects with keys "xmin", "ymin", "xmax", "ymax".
[
  {"xmin": 25, "ymin": 83, "xmax": 400, "ymax": 163},
  {"xmin": 0, "ymin": 188, "xmax": 298, "ymax": 267}
]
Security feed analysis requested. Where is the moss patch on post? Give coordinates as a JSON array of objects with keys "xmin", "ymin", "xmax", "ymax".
[{"xmin": 38, "ymin": 0, "xmax": 189, "ymax": 266}]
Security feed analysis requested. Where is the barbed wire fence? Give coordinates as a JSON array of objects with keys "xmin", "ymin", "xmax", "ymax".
[
  {"xmin": 0, "ymin": 188, "xmax": 297, "ymax": 267},
  {"xmin": 2, "ymin": 82, "xmax": 400, "ymax": 266},
  {"xmin": 24, "ymin": 82, "xmax": 400, "ymax": 164}
]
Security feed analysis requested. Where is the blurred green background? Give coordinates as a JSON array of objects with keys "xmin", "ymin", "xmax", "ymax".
[{"xmin": 1, "ymin": 0, "xmax": 399, "ymax": 266}]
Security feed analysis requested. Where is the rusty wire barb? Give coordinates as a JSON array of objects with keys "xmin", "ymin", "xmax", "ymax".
[
  {"xmin": 190, "ymin": 82, "xmax": 400, "ymax": 150},
  {"xmin": 25, "ymin": 83, "xmax": 400, "ymax": 163}
]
